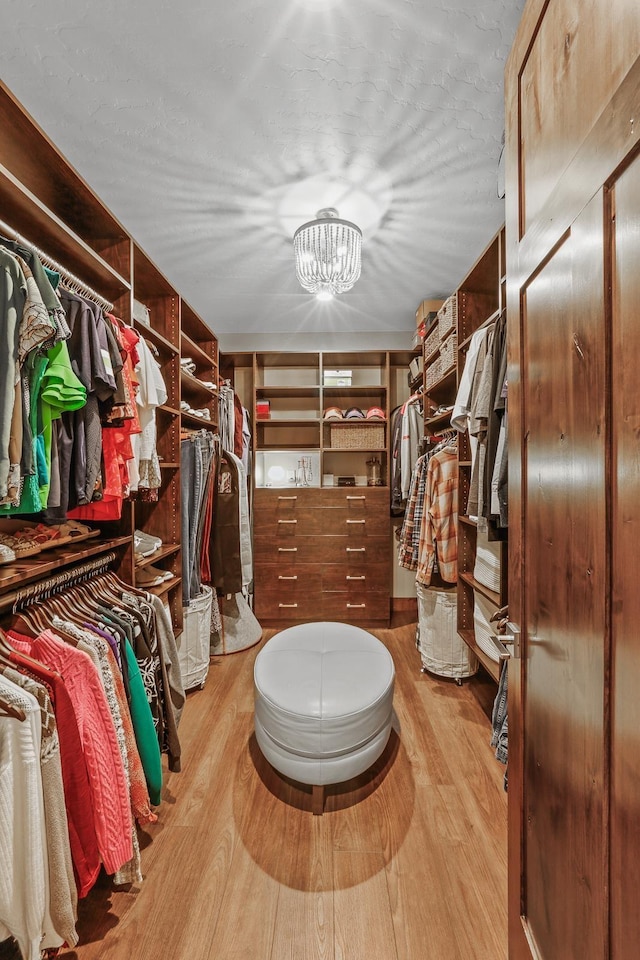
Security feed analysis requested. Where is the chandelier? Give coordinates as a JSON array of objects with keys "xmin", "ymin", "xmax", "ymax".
[{"xmin": 293, "ymin": 207, "xmax": 362, "ymax": 297}]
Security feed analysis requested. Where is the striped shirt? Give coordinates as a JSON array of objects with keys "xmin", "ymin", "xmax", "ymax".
[{"xmin": 417, "ymin": 447, "xmax": 458, "ymax": 585}]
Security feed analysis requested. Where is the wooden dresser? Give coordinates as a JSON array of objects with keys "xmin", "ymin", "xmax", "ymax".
[{"xmin": 253, "ymin": 487, "xmax": 390, "ymax": 625}]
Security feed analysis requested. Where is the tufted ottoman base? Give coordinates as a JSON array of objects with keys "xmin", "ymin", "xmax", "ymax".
[{"xmin": 253, "ymin": 621, "xmax": 395, "ymax": 814}]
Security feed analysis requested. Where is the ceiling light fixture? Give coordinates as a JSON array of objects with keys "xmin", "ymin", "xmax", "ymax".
[{"xmin": 293, "ymin": 207, "xmax": 362, "ymax": 297}]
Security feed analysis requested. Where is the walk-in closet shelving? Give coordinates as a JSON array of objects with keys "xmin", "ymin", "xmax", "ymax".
[
  {"xmin": 454, "ymin": 227, "xmax": 508, "ymax": 682},
  {"xmin": 0, "ymin": 79, "xmax": 219, "ymax": 638}
]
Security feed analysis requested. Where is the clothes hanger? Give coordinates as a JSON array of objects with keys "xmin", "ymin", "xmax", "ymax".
[{"xmin": 0, "ymin": 687, "xmax": 26, "ymax": 722}]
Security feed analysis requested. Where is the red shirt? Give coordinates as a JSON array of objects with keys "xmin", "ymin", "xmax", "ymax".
[{"xmin": 7, "ymin": 640, "xmax": 101, "ymax": 897}]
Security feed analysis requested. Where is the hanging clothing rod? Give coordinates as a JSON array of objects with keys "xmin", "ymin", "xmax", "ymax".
[
  {"xmin": 0, "ymin": 551, "xmax": 118, "ymax": 615},
  {"xmin": 0, "ymin": 217, "xmax": 115, "ymax": 313}
]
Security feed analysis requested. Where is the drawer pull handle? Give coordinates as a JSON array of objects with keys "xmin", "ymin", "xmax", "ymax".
[
  {"xmin": 278, "ymin": 519, "xmax": 297, "ymax": 524},
  {"xmin": 278, "ymin": 547, "xmax": 298, "ymax": 552},
  {"xmin": 279, "ymin": 603, "xmax": 298, "ymax": 608},
  {"xmin": 346, "ymin": 519, "xmax": 366, "ymax": 524},
  {"xmin": 278, "ymin": 495, "xmax": 298, "ymax": 500},
  {"xmin": 347, "ymin": 603, "xmax": 366, "ymax": 608},
  {"xmin": 346, "ymin": 495, "xmax": 366, "ymax": 500},
  {"xmin": 346, "ymin": 575, "xmax": 366, "ymax": 581},
  {"xmin": 278, "ymin": 575, "xmax": 298, "ymax": 580},
  {"xmin": 346, "ymin": 547, "xmax": 366, "ymax": 553}
]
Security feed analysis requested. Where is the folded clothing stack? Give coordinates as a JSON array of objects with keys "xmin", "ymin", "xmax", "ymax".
[{"xmin": 180, "ymin": 400, "xmax": 211, "ymax": 420}]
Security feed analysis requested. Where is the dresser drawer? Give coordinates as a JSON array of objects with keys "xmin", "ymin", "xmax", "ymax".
[
  {"xmin": 254, "ymin": 596, "xmax": 323, "ymax": 620},
  {"xmin": 254, "ymin": 488, "xmax": 325, "ymax": 509},
  {"xmin": 253, "ymin": 507, "xmax": 328, "ymax": 536},
  {"xmin": 321, "ymin": 562, "xmax": 390, "ymax": 594},
  {"xmin": 254, "ymin": 562, "xmax": 323, "ymax": 591},
  {"xmin": 320, "ymin": 510, "xmax": 389, "ymax": 537},
  {"xmin": 253, "ymin": 535, "xmax": 389, "ymax": 564},
  {"xmin": 321, "ymin": 594, "xmax": 390, "ymax": 621},
  {"xmin": 320, "ymin": 487, "xmax": 389, "ymax": 509}
]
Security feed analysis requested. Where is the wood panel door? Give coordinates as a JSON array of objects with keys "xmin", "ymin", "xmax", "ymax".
[{"xmin": 505, "ymin": 2, "xmax": 640, "ymax": 958}]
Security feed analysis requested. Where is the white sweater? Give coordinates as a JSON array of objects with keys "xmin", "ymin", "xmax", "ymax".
[{"xmin": 0, "ymin": 676, "xmax": 63, "ymax": 959}]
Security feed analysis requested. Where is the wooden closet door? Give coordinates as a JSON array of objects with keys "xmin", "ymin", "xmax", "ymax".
[
  {"xmin": 611, "ymin": 152, "xmax": 640, "ymax": 959},
  {"xmin": 505, "ymin": 2, "xmax": 640, "ymax": 958}
]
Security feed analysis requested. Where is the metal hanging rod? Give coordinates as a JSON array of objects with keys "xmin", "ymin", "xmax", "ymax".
[
  {"xmin": 0, "ymin": 551, "xmax": 118, "ymax": 615},
  {"xmin": 0, "ymin": 217, "xmax": 115, "ymax": 313}
]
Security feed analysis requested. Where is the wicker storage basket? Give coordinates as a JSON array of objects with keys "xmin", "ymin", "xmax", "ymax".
[
  {"xmin": 440, "ymin": 331, "xmax": 457, "ymax": 373},
  {"xmin": 437, "ymin": 293, "xmax": 457, "ymax": 340},
  {"xmin": 424, "ymin": 322, "xmax": 440, "ymax": 360},
  {"xmin": 425, "ymin": 357, "xmax": 441, "ymax": 389},
  {"xmin": 329, "ymin": 423, "xmax": 385, "ymax": 449}
]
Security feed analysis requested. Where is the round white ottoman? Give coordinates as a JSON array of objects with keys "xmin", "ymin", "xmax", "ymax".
[{"xmin": 254, "ymin": 621, "xmax": 395, "ymax": 813}]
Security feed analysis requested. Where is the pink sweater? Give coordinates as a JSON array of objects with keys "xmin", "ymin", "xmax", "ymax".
[{"xmin": 10, "ymin": 630, "xmax": 133, "ymax": 874}]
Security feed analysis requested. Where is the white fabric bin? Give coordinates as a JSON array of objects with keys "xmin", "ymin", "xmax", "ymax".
[
  {"xmin": 416, "ymin": 583, "xmax": 478, "ymax": 679},
  {"xmin": 179, "ymin": 586, "xmax": 213, "ymax": 690}
]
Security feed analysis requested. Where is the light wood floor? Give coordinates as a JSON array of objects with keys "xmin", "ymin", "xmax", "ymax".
[{"xmin": 5, "ymin": 622, "xmax": 508, "ymax": 960}]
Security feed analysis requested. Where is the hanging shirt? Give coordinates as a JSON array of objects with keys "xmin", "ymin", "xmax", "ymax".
[
  {"xmin": 8, "ymin": 629, "xmax": 133, "ymax": 875},
  {"xmin": 417, "ymin": 446, "xmax": 458, "ymax": 585},
  {"xmin": 0, "ymin": 677, "xmax": 57, "ymax": 960}
]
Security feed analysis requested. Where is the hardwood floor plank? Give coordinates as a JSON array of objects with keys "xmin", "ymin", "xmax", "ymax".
[
  {"xmin": 270, "ymin": 815, "xmax": 335, "ymax": 960},
  {"xmin": 333, "ymin": 852, "xmax": 397, "ymax": 960}
]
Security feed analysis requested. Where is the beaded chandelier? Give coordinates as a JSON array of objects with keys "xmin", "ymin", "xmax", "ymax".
[{"xmin": 293, "ymin": 207, "xmax": 362, "ymax": 297}]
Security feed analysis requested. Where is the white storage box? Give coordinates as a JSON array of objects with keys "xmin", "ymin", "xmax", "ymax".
[
  {"xmin": 323, "ymin": 369, "xmax": 352, "ymax": 386},
  {"xmin": 416, "ymin": 584, "xmax": 478, "ymax": 679},
  {"xmin": 179, "ymin": 586, "xmax": 213, "ymax": 690}
]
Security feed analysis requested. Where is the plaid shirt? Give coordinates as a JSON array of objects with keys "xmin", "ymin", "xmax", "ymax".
[
  {"xmin": 416, "ymin": 447, "xmax": 458, "ymax": 585},
  {"xmin": 398, "ymin": 454, "xmax": 428, "ymax": 570}
]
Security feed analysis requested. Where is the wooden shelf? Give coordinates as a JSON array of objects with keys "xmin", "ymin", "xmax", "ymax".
[
  {"xmin": 323, "ymin": 385, "xmax": 386, "ymax": 396},
  {"xmin": 325, "ymin": 446, "xmax": 387, "ymax": 453},
  {"xmin": 425, "ymin": 410, "xmax": 454, "ymax": 431},
  {"xmin": 134, "ymin": 321, "xmax": 180, "ymax": 356},
  {"xmin": 459, "ymin": 460, "xmax": 472, "ymax": 467},
  {"xmin": 0, "ymin": 536, "xmax": 131, "ymax": 593},
  {"xmin": 158, "ymin": 404, "xmax": 181, "ymax": 417},
  {"xmin": 134, "ymin": 542, "xmax": 181, "ymax": 569},
  {"xmin": 181, "ymin": 370, "xmax": 218, "ymax": 398},
  {"xmin": 425, "ymin": 365, "xmax": 456, "ymax": 398},
  {"xmin": 181, "ymin": 411, "xmax": 217, "ymax": 430},
  {"xmin": 258, "ymin": 418, "xmax": 321, "ymax": 425},
  {"xmin": 146, "ymin": 578, "xmax": 182, "ymax": 599},
  {"xmin": 160, "ymin": 462, "xmax": 180, "ymax": 469},
  {"xmin": 0, "ymin": 164, "xmax": 131, "ymax": 300},
  {"xmin": 459, "ymin": 516, "xmax": 478, "ymax": 528},
  {"xmin": 257, "ymin": 386, "xmax": 320, "ymax": 398},
  {"xmin": 457, "ymin": 308, "xmax": 501, "ymax": 352},
  {"xmin": 458, "ymin": 628, "xmax": 501, "ymax": 682},
  {"xmin": 460, "ymin": 570, "xmax": 500, "ymax": 607},
  {"xmin": 181, "ymin": 332, "xmax": 217, "ymax": 370}
]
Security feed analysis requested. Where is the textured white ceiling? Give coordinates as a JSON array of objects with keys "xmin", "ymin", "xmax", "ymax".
[{"xmin": 0, "ymin": 0, "xmax": 525, "ymax": 350}]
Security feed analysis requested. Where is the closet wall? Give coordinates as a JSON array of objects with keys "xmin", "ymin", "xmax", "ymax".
[{"xmin": 0, "ymin": 80, "xmax": 219, "ymax": 631}]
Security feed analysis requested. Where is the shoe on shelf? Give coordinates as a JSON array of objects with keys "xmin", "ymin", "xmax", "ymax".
[
  {"xmin": 134, "ymin": 529, "xmax": 163, "ymax": 558},
  {"xmin": 135, "ymin": 566, "xmax": 167, "ymax": 588},
  {"xmin": 144, "ymin": 564, "xmax": 174, "ymax": 582},
  {"xmin": 0, "ymin": 542, "xmax": 16, "ymax": 565}
]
